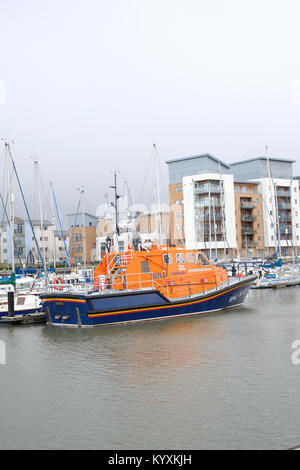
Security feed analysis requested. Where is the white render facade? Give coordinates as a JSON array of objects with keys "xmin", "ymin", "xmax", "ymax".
[
  {"xmin": 183, "ymin": 173, "xmax": 238, "ymax": 253},
  {"xmin": 257, "ymin": 178, "xmax": 300, "ymax": 251}
]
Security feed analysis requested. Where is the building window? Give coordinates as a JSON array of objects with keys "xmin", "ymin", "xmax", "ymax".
[{"xmin": 72, "ymin": 244, "xmax": 82, "ymax": 253}]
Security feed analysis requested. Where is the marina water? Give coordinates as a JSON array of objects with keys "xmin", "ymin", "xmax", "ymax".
[{"xmin": 1, "ymin": 287, "xmax": 300, "ymax": 450}]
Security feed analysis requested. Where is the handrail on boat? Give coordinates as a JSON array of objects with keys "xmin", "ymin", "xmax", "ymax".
[{"xmin": 93, "ymin": 271, "xmax": 225, "ymax": 299}]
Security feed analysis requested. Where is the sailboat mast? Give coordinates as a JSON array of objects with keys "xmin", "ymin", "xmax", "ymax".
[
  {"xmin": 266, "ymin": 145, "xmax": 281, "ymax": 258},
  {"xmin": 34, "ymin": 160, "xmax": 47, "ymax": 277},
  {"xmin": 50, "ymin": 183, "xmax": 56, "ymax": 269},
  {"xmin": 110, "ymin": 171, "xmax": 120, "ymax": 252},
  {"xmin": 219, "ymin": 163, "xmax": 226, "ymax": 259},
  {"xmin": 208, "ymin": 180, "xmax": 212, "ymax": 260},
  {"xmin": 153, "ymin": 144, "xmax": 162, "ymax": 246},
  {"xmin": 6, "ymin": 143, "xmax": 15, "ymax": 272},
  {"xmin": 213, "ymin": 198, "xmax": 217, "ymax": 259},
  {"xmin": 79, "ymin": 187, "xmax": 86, "ymax": 272}
]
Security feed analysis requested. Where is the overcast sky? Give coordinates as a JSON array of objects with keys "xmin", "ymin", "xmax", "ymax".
[{"xmin": 1, "ymin": 0, "xmax": 300, "ymax": 220}]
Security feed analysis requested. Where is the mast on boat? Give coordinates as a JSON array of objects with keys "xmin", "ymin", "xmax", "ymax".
[
  {"xmin": 208, "ymin": 180, "xmax": 212, "ymax": 260},
  {"xmin": 219, "ymin": 163, "xmax": 226, "ymax": 260},
  {"xmin": 266, "ymin": 145, "xmax": 281, "ymax": 258},
  {"xmin": 50, "ymin": 183, "xmax": 56, "ymax": 270},
  {"xmin": 213, "ymin": 198, "xmax": 217, "ymax": 260},
  {"xmin": 153, "ymin": 144, "xmax": 162, "ymax": 247},
  {"xmin": 110, "ymin": 171, "xmax": 120, "ymax": 252},
  {"xmin": 34, "ymin": 159, "xmax": 47, "ymax": 281},
  {"xmin": 5, "ymin": 142, "xmax": 15, "ymax": 273},
  {"xmin": 77, "ymin": 186, "xmax": 86, "ymax": 272}
]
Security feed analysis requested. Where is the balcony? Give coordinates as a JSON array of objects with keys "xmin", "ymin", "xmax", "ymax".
[
  {"xmin": 195, "ymin": 201, "xmax": 222, "ymax": 208},
  {"xmin": 203, "ymin": 230, "xmax": 223, "ymax": 236},
  {"xmin": 194, "ymin": 186, "xmax": 221, "ymax": 195},
  {"xmin": 242, "ymin": 229, "xmax": 256, "ymax": 235},
  {"xmin": 276, "ymin": 190, "xmax": 290, "ymax": 197},
  {"xmin": 242, "ymin": 242, "xmax": 259, "ymax": 248},
  {"xmin": 196, "ymin": 214, "xmax": 223, "ymax": 221},
  {"xmin": 240, "ymin": 201, "xmax": 256, "ymax": 209},
  {"xmin": 278, "ymin": 203, "xmax": 291, "ymax": 210},
  {"xmin": 241, "ymin": 215, "xmax": 256, "ymax": 222}
]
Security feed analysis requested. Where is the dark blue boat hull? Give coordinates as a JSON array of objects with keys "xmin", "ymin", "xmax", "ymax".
[{"xmin": 41, "ymin": 276, "xmax": 256, "ymax": 327}]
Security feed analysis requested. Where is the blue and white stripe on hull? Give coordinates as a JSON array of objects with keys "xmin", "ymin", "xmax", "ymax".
[{"xmin": 41, "ymin": 275, "xmax": 256, "ymax": 328}]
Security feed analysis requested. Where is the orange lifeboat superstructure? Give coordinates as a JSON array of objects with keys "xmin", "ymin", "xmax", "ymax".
[{"xmin": 93, "ymin": 245, "xmax": 228, "ymax": 300}]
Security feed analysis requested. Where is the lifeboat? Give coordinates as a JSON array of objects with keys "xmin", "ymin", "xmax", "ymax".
[{"xmin": 41, "ymin": 245, "xmax": 257, "ymax": 328}]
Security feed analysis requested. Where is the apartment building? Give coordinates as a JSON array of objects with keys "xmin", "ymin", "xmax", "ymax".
[
  {"xmin": 0, "ymin": 218, "xmax": 69, "ymax": 266},
  {"xmin": 231, "ymin": 157, "xmax": 300, "ymax": 257},
  {"xmin": 167, "ymin": 153, "xmax": 300, "ymax": 258},
  {"xmin": 167, "ymin": 154, "xmax": 238, "ymax": 258},
  {"xmin": 67, "ymin": 212, "xmax": 98, "ymax": 265},
  {"xmin": 234, "ymin": 182, "xmax": 264, "ymax": 257}
]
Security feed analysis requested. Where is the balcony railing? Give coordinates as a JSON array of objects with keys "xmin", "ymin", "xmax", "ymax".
[
  {"xmin": 241, "ymin": 215, "xmax": 256, "ymax": 222},
  {"xmin": 276, "ymin": 190, "xmax": 290, "ymax": 197},
  {"xmin": 196, "ymin": 214, "xmax": 223, "ymax": 221},
  {"xmin": 195, "ymin": 201, "xmax": 222, "ymax": 208},
  {"xmin": 240, "ymin": 201, "xmax": 256, "ymax": 209},
  {"xmin": 242, "ymin": 242, "xmax": 259, "ymax": 248},
  {"xmin": 242, "ymin": 229, "xmax": 256, "ymax": 235},
  {"xmin": 194, "ymin": 186, "xmax": 221, "ymax": 194}
]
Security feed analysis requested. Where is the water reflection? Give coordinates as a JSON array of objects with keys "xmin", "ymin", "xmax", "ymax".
[{"xmin": 1, "ymin": 288, "xmax": 300, "ymax": 449}]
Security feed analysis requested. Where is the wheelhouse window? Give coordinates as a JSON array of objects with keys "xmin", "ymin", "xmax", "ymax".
[
  {"xmin": 176, "ymin": 253, "xmax": 185, "ymax": 264},
  {"xmin": 197, "ymin": 252, "xmax": 210, "ymax": 266},
  {"xmin": 186, "ymin": 253, "xmax": 195, "ymax": 264},
  {"xmin": 163, "ymin": 254, "xmax": 172, "ymax": 265}
]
